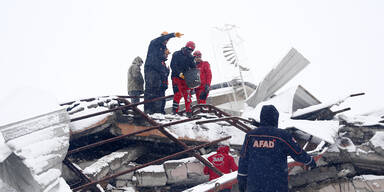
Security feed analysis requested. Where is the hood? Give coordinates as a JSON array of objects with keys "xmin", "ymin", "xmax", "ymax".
[
  {"xmin": 132, "ymin": 56, "xmax": 143, "ymax": 66},
  {"xmin": 217, "ymin": 145, "xmax": 229, "ymax": 154},
  {"xmin": 260, "ymin": 105, "xmax": 279, "ymax": 127}
]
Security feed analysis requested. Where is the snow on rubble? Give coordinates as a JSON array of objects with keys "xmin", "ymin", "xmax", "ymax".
[
  {"xmin": 65, "ymin": 96, "xmax": 119, "ymax": 132},
  {"xmin": 1, "ymin": 84, "xmax": 384, "ymax": 192},
  {"xmin": 0, "ymin": 88, "xmax": 71, "ymax": 192},
  {"xmin": 150, "ymin": 113, "xmax": 246, "ymax": 145},
  {"xmin": 242, "ymin": 87, "xmax": 341, "ymax": 144}
]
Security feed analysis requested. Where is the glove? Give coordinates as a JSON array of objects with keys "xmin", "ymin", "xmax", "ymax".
[
  {"xmin": 237, "ymin": 175, "xmax": 247, "ymax": 192},
  {"xmin": 175, "ymin": 32, "xmax": 184, "ymax": 38},
  {"xmin": 179, "ymin": 73, "xmax": 185, "ymax": 79}
]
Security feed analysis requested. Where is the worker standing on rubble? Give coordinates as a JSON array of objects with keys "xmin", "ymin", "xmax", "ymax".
[
  {"xmin": 237, "ymin": 105, "xmax": 316, "ymax": 192},
  {"xmin": 170, "ymin": 41, "xmax": 196, "ymax": 117},
  {"xmin": 204, "ymin": 143, "xmax": 238, "ymax": 192},
  {"xmin": 144, "ymin": 31, "xmax": 183, "ymax": 114},
  {"xmin": 159, "ymin": 48, "xmax": 171, "ymax": 114},
  {"xmin": 193, "ymin": 50, "xmax": 212, "ymax": 104},
  {"xmin": 127, "ymin": 56, "xmax": 144, "ymax": 103}
]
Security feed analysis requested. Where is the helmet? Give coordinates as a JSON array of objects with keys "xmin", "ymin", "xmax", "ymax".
[
  {"xmin": 185, "ymin": 41, "xmax": 195, "ymax": 51},
  {"xmin": 193, "ymin": 50, "xmax": 202, "ymax": 57},
  {"xmin": 161, "ymin": 31, "xmax": 168, "ymax": 36}
]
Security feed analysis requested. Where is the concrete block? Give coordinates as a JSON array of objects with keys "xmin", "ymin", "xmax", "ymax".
[
  {"xmin": 186, "ymin": 162, "xmax": 204, "ymax": 178},
  {"xmin": 352, "ymin": 179, "xmax": 371, "ymax": 190},
  {"xmin": 366, "ymin": 179, "xmax": 384, "ymax": 192},
  {"xmin": 115, "ymin": 164, "xmax": 135, "ymax": 180},
  {"xmin": 115, "ymin": 180, "xmax": 127, "ymax": 188},
  {"xmin": 338, "ymin": 181, "xmax": 355, "ymax": 192},
  {"xmin": 135, "ymin": 165, "xmax": 167, "ymax": 187},
  {"xmin": 317, "ymin": 185, "xmax": 337, "ymax": 192},
  {"xmin": 110, "ymin": 158, "xmax": 122, "ymax": 171},
  {"xmin": 163, "ymin": 162, "xmax": 187, "ymax": 184},
  {"xmin": 0, "ymin": 109, "xmax": 71, "ymax": 192}
]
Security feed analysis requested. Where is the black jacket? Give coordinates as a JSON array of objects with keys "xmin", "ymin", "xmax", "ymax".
[
  {"xmin": 238, "ymin": 105, "xmax": 315, "ymax": 192},
  {"xmin": 170, "ymin": 48, "xmax": 196, "ymax": 78}
]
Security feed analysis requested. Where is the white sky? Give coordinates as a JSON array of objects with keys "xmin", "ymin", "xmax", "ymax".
[{"xmin": 1, "ymin": 0, "xmax": 384, "ymax": 115}]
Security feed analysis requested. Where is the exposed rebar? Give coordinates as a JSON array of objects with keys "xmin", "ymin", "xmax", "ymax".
[
  {"xmin": 70, "ymin": 95, "xmax": 173, "ymax": 122},
  {"xmin": 67, "ymin": 117, "xmax": 200, "ymax": 155},
  {"xmin": 72, "ymin": 136, "xmax": 231, "ymax": 191}
]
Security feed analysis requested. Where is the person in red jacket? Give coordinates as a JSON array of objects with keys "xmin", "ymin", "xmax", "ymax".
[
  {"xmin": 193, "ymin": 50, "xmax": 212, "ymax": 104},
  {"xmin": 204, "ymin": 144, "xmax": 238, "ymax": 192}
]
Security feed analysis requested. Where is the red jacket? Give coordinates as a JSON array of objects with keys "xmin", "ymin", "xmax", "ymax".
[
  {"xmin": 204, "ymin": 146, "xmax": 238, "ymax": 181},
  {"xmin": 196, "ymin": 61, "xmax": 212, "ymax": 88}
]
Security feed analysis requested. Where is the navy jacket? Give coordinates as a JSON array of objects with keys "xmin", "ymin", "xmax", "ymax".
[
  {"xmin": 144, "ymin": 33, "xmax": 174, "ymax": 73},
  {"xmin": 170, "ymin": 48, "xmax": 196, "ymax": 78},
  {"xmin": 144, "ymin": 33, "xmax": 174, "ymax": 90},
  {"xmin": 238, "ymin": 105, "xmax": 314, "ymax": 192}
]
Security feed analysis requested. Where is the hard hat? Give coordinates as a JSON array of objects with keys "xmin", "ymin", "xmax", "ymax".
[
  {"xmin": 185, "ymin": 41, "xmax": 196, "ymax": 51},
  {"xmin": 193, "ymin": 50, "xmax": 202, "ymax": 57}
]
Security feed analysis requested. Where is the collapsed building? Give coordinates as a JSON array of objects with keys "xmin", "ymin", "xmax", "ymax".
[{"xmin": 1, "ymin": 48, "xmax": 384, "ymax": 192}]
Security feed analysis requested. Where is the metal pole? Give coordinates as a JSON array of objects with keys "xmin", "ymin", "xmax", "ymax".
[
  {"xmin": 70, "ymin": 95, "xmax": 173, "ymax": 122},
  {"xmin": 118, "ymin": 99, "xmax": 225, "ymax": 177},
  {"xmin": 224, "ymin": 25, "xmax": 248, "ymax": 99},
  {"xmin": 63, "ymin": 158, "xmax": 102, "ymax": 192},
  {"xmin": 196, "ymin": 117, "xmax": 251, "ymax": 132},
  {"xmin": 192, "ymin": 104, "xmax": 253, "ymax": 131},
  {"xmin": 72, "ymin": 136, "xmax": 231, "ymax": 191},
  {"xmin": 67, "ymin": 117, "xmax": 200, "ymax": 155}
]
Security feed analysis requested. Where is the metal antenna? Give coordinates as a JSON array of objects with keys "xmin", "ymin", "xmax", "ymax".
[{"xmin": 215, "ymin": 24, "xmax": 249, "ymax": 99}]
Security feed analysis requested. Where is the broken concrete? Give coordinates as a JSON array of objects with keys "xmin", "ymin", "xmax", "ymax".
[
  {"xmin": 163, "ymin": 161, "xmax": 188, "ymax": 184},
  {"xmin": 0, "ymin": 109, "xmax": 71, "ymax": 192},
  {"xmin": 82, "ymin": 147, "xmax": 146, "ymax": 181},
  {"xmin": 135, "ymin": 165, "xmax": 167, "ymax": 187}
]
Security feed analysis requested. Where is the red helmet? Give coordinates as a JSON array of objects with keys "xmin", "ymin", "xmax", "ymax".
[
  {"xmin": 185, "ymin": 41, "xmax": 195, "ymax": 51},
  {"xmin": 193, "ymin": 50, "xmax": 202, "ymax": 57}
]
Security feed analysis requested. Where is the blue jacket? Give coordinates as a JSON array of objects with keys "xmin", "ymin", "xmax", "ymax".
[{"xmin": 238, "ymin": 105, "xmax": 315, "ymax": 192}]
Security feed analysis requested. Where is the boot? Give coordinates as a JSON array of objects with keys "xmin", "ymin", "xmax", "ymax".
[
  {"xmin": 186, "ymin": 112, "xmax": 193, "ymax": 118},
  {"xmin": 172, "ymin": 107, "xmax": 177, "ymax": 115}
]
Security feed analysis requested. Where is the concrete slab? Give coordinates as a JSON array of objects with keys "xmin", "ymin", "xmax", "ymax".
[
  {"xmin": 135, "ymin": 165, "xmax": 167, "ymax": 187},
  {"xmin": 164, "ymin": 162, "xmax": 187, "ymax": 184}
]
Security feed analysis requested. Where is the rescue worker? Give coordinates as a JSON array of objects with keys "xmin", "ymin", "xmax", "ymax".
[
  {"xmin": 144, "ymin": 31, "xmax": 183, "ymax": 114},
  {"xmin": 193, "ymin": 50, "xmax": 212, "ymax": 104},
  {"xmin": 204, "ymin": 143, "xmax": 238, "ymax": 192},
  {"xmin": 127, "ymin": 56, "xmax": 144, "ymax": 103},
  {"xmin": 170, "ymin": 41, "xmax": 196, "ymax": 117},
  {"xmin": 237, "ymin": 105, "xmax": 317, "ymax": 192},
  {"xmin": 159, "ymin": 48, "xmax": 171, "ymax": 114}
]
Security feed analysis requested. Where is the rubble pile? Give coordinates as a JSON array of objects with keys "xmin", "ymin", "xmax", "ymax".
[{"xmin": 2, "ymin": 49, "xmax": 384, "ymax": 191}]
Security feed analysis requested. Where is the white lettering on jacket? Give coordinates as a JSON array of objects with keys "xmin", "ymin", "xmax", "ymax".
[{"xmin": 253, "ymin": 140, "xmax": 275, "ymax": 148}]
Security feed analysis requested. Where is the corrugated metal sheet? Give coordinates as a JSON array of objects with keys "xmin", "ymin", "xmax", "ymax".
[{"xmin": 246, "ymin": 48, "xmax": 310, "ymax": 107}]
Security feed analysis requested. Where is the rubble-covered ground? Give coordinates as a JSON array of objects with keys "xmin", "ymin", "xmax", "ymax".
[{"xmin": 2, "ymin": 87, "xmax": 384, "ymax": 192}]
